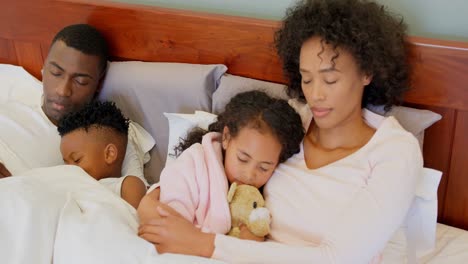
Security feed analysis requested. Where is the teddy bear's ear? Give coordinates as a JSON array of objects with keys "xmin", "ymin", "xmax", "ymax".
[{"xmin": 227, "ymin": 182, "xmax": 238, "ymax": 203}]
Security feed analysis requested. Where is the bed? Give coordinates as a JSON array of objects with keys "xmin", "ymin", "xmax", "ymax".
[{"xmin": 1, "ymin": 0, "xmax": 467, "ymax": 263}]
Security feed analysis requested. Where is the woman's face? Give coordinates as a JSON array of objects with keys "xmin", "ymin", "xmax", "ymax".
[{"xmin": 299, "ymin": 36, "xmax": 371, "ymax": 130}]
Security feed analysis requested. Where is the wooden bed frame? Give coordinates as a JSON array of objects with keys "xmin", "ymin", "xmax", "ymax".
[{"xmin": 1, "ymin": 0, "xmax": 467, "ymax": 230}]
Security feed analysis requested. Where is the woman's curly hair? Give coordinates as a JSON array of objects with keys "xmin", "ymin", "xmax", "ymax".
[
  {"xmin": 57, "ymin": 100, "xmax": 129, "ymax": 136},
  {"xmin": 275, "ymin": 0, "xmax": 410, "ymax": 110},
  {"xmin": 174, "ymin": 90, "xmax": 304, "ymax": 163}
]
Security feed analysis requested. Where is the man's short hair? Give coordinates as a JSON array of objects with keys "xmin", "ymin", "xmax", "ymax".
[{"xmin": 51, "ymin": 24, "xmax": 109, "ymax": 73}]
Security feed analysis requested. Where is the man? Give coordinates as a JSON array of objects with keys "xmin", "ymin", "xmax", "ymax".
[{"xmin": 0, "ymin": 24, "xmax": 152, "ymax": 207}]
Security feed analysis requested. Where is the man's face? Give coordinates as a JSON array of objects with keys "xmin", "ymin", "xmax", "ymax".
[{"xmin": 42, "ymin": 40, "xmax": 103, "ymax": 125}]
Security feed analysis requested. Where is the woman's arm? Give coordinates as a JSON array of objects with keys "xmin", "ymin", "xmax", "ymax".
[
  {"xmin": 139, "ymin": 206, "xmax": 215, "ymax": 257},
  {"xmin": 138, "ymin": 188, "xmax": 215, "ymax": 256},
  {"xmin": 137, "ymin": 187, "xmax": 162, "ymax": 223},
  {"xmin": 138, "ymin": 208, "xmax": 325, "ymax": 262},
  {"xmin": 137, "ymin": 191, "xmax": 320, "ymax": 261}
]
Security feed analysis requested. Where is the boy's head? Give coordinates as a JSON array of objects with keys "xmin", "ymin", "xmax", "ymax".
[
  {"xmin": 57, "ymin": 101, "xmax": 129, "ymax": 180},
  {"xmin": 214, "ymin": 90, "xmax": 304, "ymax": 188}
]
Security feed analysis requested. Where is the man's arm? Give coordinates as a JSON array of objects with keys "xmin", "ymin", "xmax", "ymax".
[{"xmin": 0, "ymin": 162, "xmax": 12, "ymax": 178}]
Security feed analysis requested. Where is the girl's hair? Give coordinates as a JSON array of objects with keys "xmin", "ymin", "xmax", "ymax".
[
  {"xmin": 275, "ymin": 0, "xmax": 410, "ymax": 111},
  {"xmin": 174, "ymin": 90, "xmax": 304, "ymax": 163}
]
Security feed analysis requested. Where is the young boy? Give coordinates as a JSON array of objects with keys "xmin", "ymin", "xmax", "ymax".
[{"xmin": 58, "ymin": 100, "xmax": 147, "ymax": 208}]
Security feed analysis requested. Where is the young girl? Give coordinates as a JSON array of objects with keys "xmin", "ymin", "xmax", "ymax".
[{"xmin": 137, "ymin": 90, "xmax": 304, "ymax": 238}]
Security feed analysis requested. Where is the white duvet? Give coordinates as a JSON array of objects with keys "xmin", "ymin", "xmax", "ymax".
[
  {"xmin": 4, "ymin": 165, "xmax": 461, "ymax": 264},
  {"xmin": 0, "ymin": 165, "xmax": 222, "ymax": 264}
]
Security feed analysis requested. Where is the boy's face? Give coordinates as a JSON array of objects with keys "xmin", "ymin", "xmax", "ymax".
[
  {"xmin": 222, "ymin": 126, "xmax": 282, "ymax": 188},
  {"xmin": 60, "ymin": 128, "xmax": 109, "ymax": 180}
]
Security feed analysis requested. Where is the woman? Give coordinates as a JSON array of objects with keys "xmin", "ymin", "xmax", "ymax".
[{"xmin": 138, "ymin": 0, "xmax": 423, "ymax": 263}]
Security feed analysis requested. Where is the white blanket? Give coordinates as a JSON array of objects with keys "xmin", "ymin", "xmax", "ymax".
[{"xmin": 0, "ymin": 165, "xmax": 222, "ymax": 264}]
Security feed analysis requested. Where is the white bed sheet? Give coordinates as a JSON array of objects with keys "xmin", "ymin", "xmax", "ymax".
[{"xmin": 383, "ymin": 223, "xmax": 468, "ymax": 263}]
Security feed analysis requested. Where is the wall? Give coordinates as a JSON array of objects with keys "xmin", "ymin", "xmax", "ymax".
[{"xmin": 113, "ymin": 0, "xmax": 468, "ymax": 42}]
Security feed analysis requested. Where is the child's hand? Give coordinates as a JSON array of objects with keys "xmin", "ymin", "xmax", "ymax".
[{"xmin": 239, "ymin": 225, "xmax": 265, "ymax": 242}]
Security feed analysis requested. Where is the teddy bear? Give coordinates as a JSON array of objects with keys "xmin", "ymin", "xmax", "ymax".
[{"xmin": 226, "ymin": 182, "xmax": 271, "ymax": 238}]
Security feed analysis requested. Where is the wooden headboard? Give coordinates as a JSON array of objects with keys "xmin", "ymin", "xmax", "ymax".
[{"xmin": 1, "ymin": 0, "xmax": 468, "ymax": 230}]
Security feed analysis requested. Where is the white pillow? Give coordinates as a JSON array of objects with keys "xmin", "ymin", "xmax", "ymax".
[
  {"xmin": 367, "ymin": 105, "xmax": 442, "ymax": 149},
  {"xmin": 164, "ymin": 111, "xmax": 217, "ymax": 164},
  {"xmin": 386, "ymin": 167, "xmax": 442, "ymax": 261},
  {"xmin": 0, "ymin": 63, "xmax": 42, "ymax": 106}
]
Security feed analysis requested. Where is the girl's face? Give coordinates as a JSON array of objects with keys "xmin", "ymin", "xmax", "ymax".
[
  {"xmin": 299, "ymin": 36, "xmax": 372, "ymax": 130},
  {"xmin": 222, "ymin": 126, "xmax": 282, "ymax": 188}
]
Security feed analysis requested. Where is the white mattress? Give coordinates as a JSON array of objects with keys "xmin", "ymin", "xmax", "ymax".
[{"xmin": 383, "ymin": 223, "xmax": 468, "ymax": 263}]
